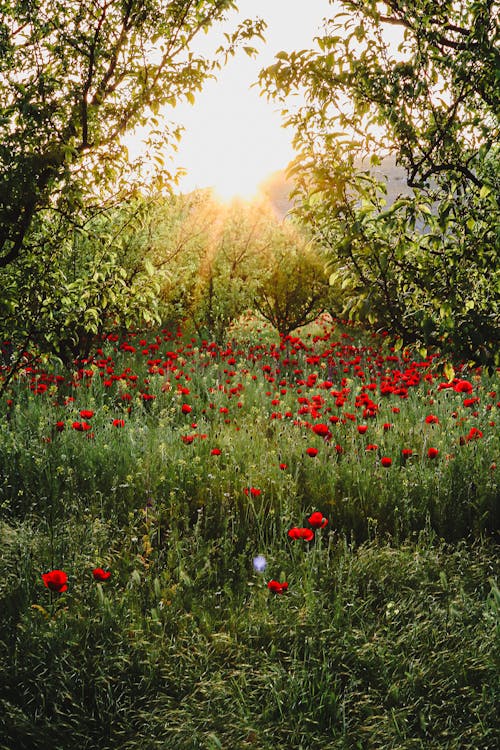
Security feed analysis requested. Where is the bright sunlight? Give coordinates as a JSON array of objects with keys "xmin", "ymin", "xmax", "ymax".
[{"xmin": 127, "ymin": 0, "xmax": 333, "ymax": 201}]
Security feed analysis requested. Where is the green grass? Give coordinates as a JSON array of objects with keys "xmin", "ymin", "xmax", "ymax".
[{"xmin": 0, "ymin": 321, "xmax": 498, "ymax": 748}]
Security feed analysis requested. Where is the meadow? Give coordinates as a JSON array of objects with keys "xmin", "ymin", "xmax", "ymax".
[{"xmin": 0, "ymin": 317, "xmax": 498, "ymax": 749}]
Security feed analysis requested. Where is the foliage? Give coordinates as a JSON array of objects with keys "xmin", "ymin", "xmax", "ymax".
[
  {"xmin": 181, "ymin": 197, "xmax": 267, "ymax": 340},
  {"xmin": 0, "ymin": 1, "xmax": 265, "ymax": 372},
  {"xmin": 140, "ymin": 192, "xmax": 334, "ymax": 341},
  {"xmin": 0, "ymin": 199, "xmax": 163, "ymax": 373},
  {"xmin": 259, "ymin": 0, "xmax": 500, "ymax": 365},
  {"xmin": 0, "ymin": 0, "xmax": 264, "ymax": 268},
  {"xmin": 253, "ymin": 223, "xmax": 334, "ymax": 335}
]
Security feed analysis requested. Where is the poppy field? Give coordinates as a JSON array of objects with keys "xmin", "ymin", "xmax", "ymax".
[{"xmin": 0, "ymin": 317, "xmax": 499, "ymax": 749}]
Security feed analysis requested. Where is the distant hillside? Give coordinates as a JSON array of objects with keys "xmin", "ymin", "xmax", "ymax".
[{"xmin": 258, "ymin": 159, "xmax": 412, "ymax": 219}]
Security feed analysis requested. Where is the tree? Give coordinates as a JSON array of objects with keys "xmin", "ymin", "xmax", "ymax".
[
  {"xmin": 139, "ymin": 191, "xmax": 333, "ymax": 341},
  {"xmin": 191, "ymin": 199, "xmax": 272, "ymax": 340},
  {"xmin": 0, "ymin": 1, "xmax": 265, "ymax": 391},
  {"xmin": 0, "ymin": 0, "xmax": 263, "ymax": 268},
  {"xmin": 260, "ymin": 0, "xmax": 499, "ymax": 365},
  {"xmin": 253, "ymin": 222, "xmax": 333, "ymax": 336}
]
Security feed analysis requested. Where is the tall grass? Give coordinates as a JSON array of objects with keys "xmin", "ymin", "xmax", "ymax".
[{"xmin": 0, "ymin": 320, "xmax": 498, "ymax": 748}]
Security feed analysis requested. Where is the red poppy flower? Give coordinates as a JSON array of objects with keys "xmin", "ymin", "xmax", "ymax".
[
  {"xmin": 427, "ymin": 447, "xmax": 439, "ymax": 459},
  {"xmin": 366, "ymin": 443, "xmax": 378, "ymax": 451},
  {"xmin": 244, "ymin": 487, "xmax": 261, "ymax": 497},
  {"xmin": 357, "ymin": 425, "xmax": 368, "ymax": 434},
  {"xmin": 306, "ymin": 447, "xmax": 318, "ymax": 457},
  {"xmin": 466, "ymin": 427, "xmax": 483, "ymax": 441},
  {"xmin": 210, "ymin": 448, "xmax": 221, "ymax": 455},
  {"xmin": 381, "ymin": 456, "xmax": 392, "ymax": 467},
  {"xmin": 112, "ymin": 418, "xmax": 125, "ymax": 427},
  {"xmin": 79, "ymin": 409, "xmax": 94, "ymax": 419},
  {"xmin": 425, "ymin": 414, "xmax": 439, "ymax": 424},
  {"xmin": 72, "ymin": 421, "xmax": 92, "ymax": 431},
  {"xmin": 92, "ymin": 568, "xmax": 111, "ymax": 582},
  {"xmin": 267, "ymin": 580, "xmax": 289, "ymax": 594},
  {"xmin": 279, "ymin": 463, "xmax": 288, "ymax": 470},
  {"xmin": 312, "ymin": 423, "xmax": 330, "ymax": 438},
  {"xmin": 308, "ymin": 511, "xmax": 328, "ymax": 529},
  {"xmin": 454, "ymin": 380, "xmax": 473, "ymax": 393},
  {"xmin": 463, "ymin": 397, "xmax": 480, "ymax": 407},
  {"xmin": 401, "ymin": 448, "xmax": 413, "ymax": 458},
  {"xmin": 181, "ymin": 404, "xmax": 192, "ymax": 414},
  {"xmin": 41, "ymin": 569, "xmax": 68, "ymax": 593},
  {"xmin": 55, "ymin": 421, "xmax": 65, "ymax": 432},
  {"xmin": 288, "ymin": 527, "xmax": 314, "ymax": 541}
]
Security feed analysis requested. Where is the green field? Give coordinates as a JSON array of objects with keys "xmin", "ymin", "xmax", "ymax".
[{"xmin": 0, "ymin": 320, "xmax": 498, "ymax": 749}]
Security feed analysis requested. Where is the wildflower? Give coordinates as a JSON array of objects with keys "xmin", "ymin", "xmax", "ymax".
[
  {"xmin": 181, "ymin": 404, "xmax": 192, "ymax": 414},
  {"xmin": 72, "ymin": 421, "xmax": 92, "ymax": 431},
  {"xmin": 267, "ymin": 580, "xmax": 288, "ymax": 594},
  {"xmin": 244, "ymin": 487, "xmax": 261, "ymax": 497},
  {"xmin": 210, "ymin": 448, "xmax": 221, "ymax": 456},
  {"xmin": 253, "ymin": 555, "xmax": 267, "ymax": 573},
  {"xmin": 381, "ymin": 456, "xmax": 392, "ymax": 467},
  {"xmin": 55, "ymin": 421, "xmax": 65, "ymax": 432},
  {"xmin": 466, "ymin": 427, "xmax": 483, "ymax": 441},
  {"xmin": 463, "ymin": 397, "xmax": 479, "ymax": 407},
  {"xmin": 41, "ymin": 569, "xmax": 68, "ymax": 593},
  {"xmin": 112, "ymin": 418, "xmax": 125, "ymax": 427},
  {"xmin": 92, "ymin": 568, "xmax": 111, "ymax": 582},
  {"xmin": 306, "ymin": 447, "xmax": 318, "ymax": 457},
  {"xmin": 279, "ymin": 463, "xmax": 288, "ymax": 470},
  {"xmin": 357, "ymin": 425, "xmax": 368, "ymax": 434},
  {"xmin": 308, "ymin": 511, "xmax": 328, "ymax": 529},
  {"xmin": 401, "ymin": 448, "xmax": 413, "ymax": 458},
  {"xmin": 366, "ymin": 443, "xmax": 378, "ymax": 451},
  {"xmin": 454, "ymin": 380, "xmax": 473, "ymax": 394},
  {"xmin": 425, "ymin": 414, "xmax": 439, "ymax": 424},
  {"xmin": 312, "ymin": 423, "xmax": 330, "ymax": 438},
  {"xmin": 288, "ymin": 527, "xmax": 314, "ymax": 541},
  {"xmin": 80, "ymin": 409, "xmax": 94, "ymax": 419},
  {"xmin": 427, "ymin": 447, "xmax": 439, "ymax": 459}
]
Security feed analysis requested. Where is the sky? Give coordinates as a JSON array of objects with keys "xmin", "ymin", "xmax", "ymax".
[{"xmin": 127, "ymin": 0, "xmax": 335, "ymax": 202}]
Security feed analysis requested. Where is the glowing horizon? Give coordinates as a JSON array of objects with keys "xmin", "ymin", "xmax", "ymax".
[
  {"xmin": 125, "ymin": 1, "xmax": 333, "ymax": 201},
  {"xmin": 175, "ymin": 0, "xmax": 334, "ymax": 201},
  {"xmin": 125, "ymin": 1, "xmax": 403, "ymax": 203}
]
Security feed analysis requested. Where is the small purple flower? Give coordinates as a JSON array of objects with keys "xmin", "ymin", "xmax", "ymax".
[{"xmin": 253, "ymin": 555, "xmax": 267, "ymax": 573}]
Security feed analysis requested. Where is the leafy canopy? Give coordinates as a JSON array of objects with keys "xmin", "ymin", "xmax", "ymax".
[
  {"xmin": 260, "ymin": 0, "xmax": 499, "ymax": 365},
  {"xmin": 0, "ymin": 0, "xmax": 264, "ymax": 267}
]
